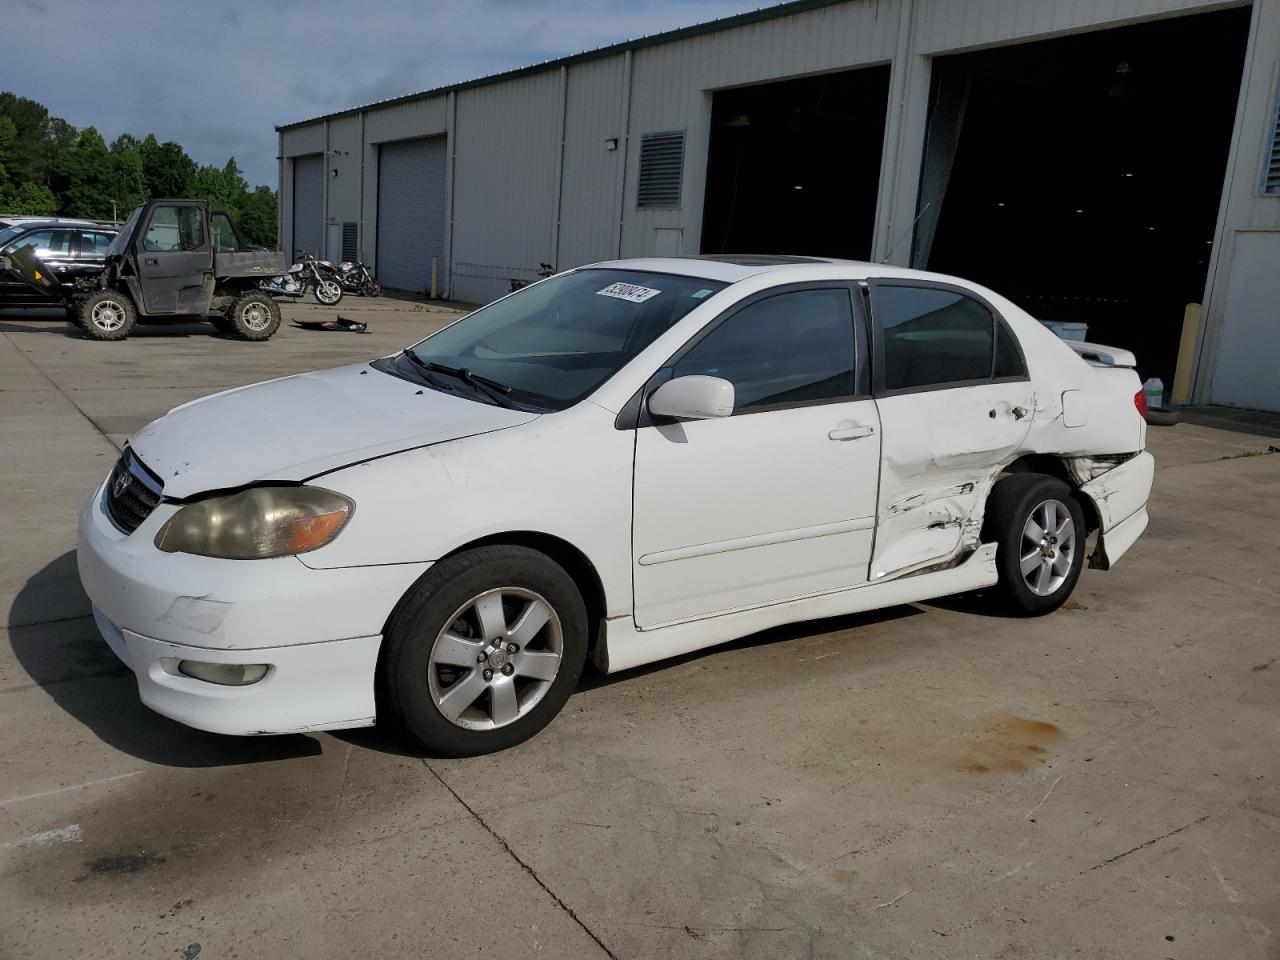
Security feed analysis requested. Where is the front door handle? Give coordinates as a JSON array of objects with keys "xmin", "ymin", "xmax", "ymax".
[
  {"xmin": 828, "ymin": 423, "xmax": 876, "ymax": 441},
  {"xmin": 144, "ymin": 257, "xmax": 159, "ymax": 266}
]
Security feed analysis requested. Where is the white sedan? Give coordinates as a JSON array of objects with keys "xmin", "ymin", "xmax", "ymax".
[{"xmin": 79, "ymin": 256, "xmax": 1154, "ymax": 755}]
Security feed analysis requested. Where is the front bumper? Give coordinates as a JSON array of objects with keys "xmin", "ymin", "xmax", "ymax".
[{"xmin": 77, "ymin": 480, "xmax": 431, "ymax": 735}]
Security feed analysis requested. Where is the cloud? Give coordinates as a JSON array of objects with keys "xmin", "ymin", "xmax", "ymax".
[{"xmin": 3, "ymin": 0, "xmax": 762, "ymax": 188}]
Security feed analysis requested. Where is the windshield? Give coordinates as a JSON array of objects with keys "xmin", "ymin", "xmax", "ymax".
[
  {"xmin": 405, "ymin": 269, "xmax": 726, "ymax": 411},
  {"xmin": 106, "ymin": 205, "xmax": 145, "ymax": 257},
  {"xmin": 0, "ymin": 226, "xmax": 21, "ymax": 248}
]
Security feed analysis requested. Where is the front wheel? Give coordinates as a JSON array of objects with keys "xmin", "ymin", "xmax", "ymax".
[
  {"xmin": 383, "ymin": 546, "xmax": 588, "ymax": 756},
  {"xmin": 314, "ymin": 277, "xmax": 343, "ymax": 306},
  {"xmin": 362, "ymin": 278, "xmax": 381, "ymax": 298},
  {"xmin": 79, "ymin": 291, "xmax": 136, "ymax": 341},
  {"xmin": 225, "ymin": 291, "xmax": 281, "ymax": 341},
  {"xmin": 983, "ymin": 473, "xmax": 1086, "ymax": 616}
]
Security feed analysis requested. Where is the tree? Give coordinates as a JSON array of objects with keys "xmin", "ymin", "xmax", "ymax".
[
  {"xmin": 62, "ymin": 127, "xmax": 115, "ymax": 219},
  {"xmin": 0, "ymin": 92, "xmax": 50, "ymax": 187},
  {"xmin": 139, "ymin": 134, "xmax": 196, "ymax": 198},
  {"xmin": 239, "ymin": 184, "xmax": 278, "ymax": 247},
  {"xmin": 0, "ymin": 181, "xmax": 58, "ymax": 215},
  {"xmin": 108, "ymin": 134, "xmax": 147, "ymax": 215}
]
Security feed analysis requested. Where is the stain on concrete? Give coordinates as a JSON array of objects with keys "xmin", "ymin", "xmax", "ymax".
[
  {"xmin": 838, "ymin": 711, "xmax": 1064, "ymax": 775},
  {"xmin": 954, "ymin": 714, "xmax": 1063, "ymax": 774},
  {"xmin": 87, "ymin": 851, "xmax": 167, "ymax": 874}
]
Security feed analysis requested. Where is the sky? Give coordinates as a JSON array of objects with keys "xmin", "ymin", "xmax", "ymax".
[{"xmin": 4, "ymin": 0, "xmax": 774, "ymax": 189}]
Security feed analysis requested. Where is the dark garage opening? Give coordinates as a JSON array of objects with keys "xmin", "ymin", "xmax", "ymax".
[
  {"xmin": 701, "ymin": 66, "xmax": 891, "ymax": 260},
  {"xmin": 917, "ymin": 7, "xmax": 1250, "ymax": 387}
]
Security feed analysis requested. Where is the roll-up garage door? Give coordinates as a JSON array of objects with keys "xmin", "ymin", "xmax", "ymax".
[
  {"xmin": 292, "ymin": 154, "xmax": 324, "ymax": 258},
  {"xmin": 376, "ymin": 136, "xmax": 447, "ymax": 292}
]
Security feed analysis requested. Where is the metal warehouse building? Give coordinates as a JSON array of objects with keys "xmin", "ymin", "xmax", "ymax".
[{"xmin": 276, "ymin": 0, "xmax": 1280, "ymax": 411}]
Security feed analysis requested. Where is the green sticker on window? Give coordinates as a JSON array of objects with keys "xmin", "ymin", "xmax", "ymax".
[{"xmin": 691, "ymin": 288, "xmax": 714, "ymax": 299}]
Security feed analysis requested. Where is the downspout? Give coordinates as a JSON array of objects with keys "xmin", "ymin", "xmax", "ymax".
[
  {"xmin": 322, "ymin": 118, "xmax": 330, "ymax": 260},
  {"xmin": 551, "ymin": 64, "xmax": 569, "ymax": 269},
  {"xmin": 614, "ymin": 49, "xmax": 634, "ymax": 259},
  {"xmin": 358, "ymin": 110, "xmax": 366, "ymax": 262},
  {"xmin": 276, "ymin": 129, "xmax": 284, "ymax": 252},
  {"xmin": 444, "ymin": 90, "xmax": 458, "ymax": 300}
]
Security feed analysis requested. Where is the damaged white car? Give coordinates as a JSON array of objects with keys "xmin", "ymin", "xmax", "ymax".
[{"xmin": 78, "ymin": 256, "xmax": 1154, "ymax": 755}]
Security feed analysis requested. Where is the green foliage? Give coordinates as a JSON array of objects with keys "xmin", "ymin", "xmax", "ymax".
[{"xmin": 0, "ymin": 90, "xmax": 276, "ymax": 246}]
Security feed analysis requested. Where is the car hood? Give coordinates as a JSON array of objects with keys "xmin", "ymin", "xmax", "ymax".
[{"xmin": 130, "ymin": 362, "xmax": 539, "ymax": 499}]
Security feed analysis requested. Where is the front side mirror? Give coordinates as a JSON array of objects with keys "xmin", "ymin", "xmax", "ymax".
[{"xmin": 648, "ymin": 375, "xmax": 735, "ymax": 420}]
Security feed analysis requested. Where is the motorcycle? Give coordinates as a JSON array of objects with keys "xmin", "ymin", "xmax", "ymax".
[
  {"xmin": 334, "ymin": 259, "xmax": 382, "ymax": 297},
  {"xmin": 260, "ymin": 252, "xmax": 344, "ymax": 305}
]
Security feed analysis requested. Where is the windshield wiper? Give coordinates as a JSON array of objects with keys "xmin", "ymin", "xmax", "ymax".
[{"xmin": 402, "ymin": 352, "xmax": 514, "ymax": 405}]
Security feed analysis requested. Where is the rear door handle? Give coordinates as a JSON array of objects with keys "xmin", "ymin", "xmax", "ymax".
[{"xmin": 828, "ymin": 423, "xmax": 876, "ymax": 441}]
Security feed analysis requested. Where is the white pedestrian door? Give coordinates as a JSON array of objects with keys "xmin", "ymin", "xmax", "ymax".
[{"xmin": 631, "ymin": 286, "xmax": 881, "ymax": 629}]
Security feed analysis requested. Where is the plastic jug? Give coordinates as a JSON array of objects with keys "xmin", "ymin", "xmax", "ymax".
[{"xmin": 1143, "ymin": 377, "xmax": 1164, "ymax": 411}]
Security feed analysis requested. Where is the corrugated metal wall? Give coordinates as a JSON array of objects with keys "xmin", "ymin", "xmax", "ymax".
[
  {"xmin": 376, "ymin": 137, "xmax": 448, "ymax": 292},
  {"xmin": 557, "ymin": 55, "xmax": 627, "ymax": 269},
  {"xmin": 450, "ymin": 70, "xmax": 564, "ymax": 303}
]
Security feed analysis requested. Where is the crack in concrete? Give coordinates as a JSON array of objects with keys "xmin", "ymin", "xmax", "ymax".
[
  {"xmin": 422, "ymin": 759, "xmax": 618, "ymax": 960},
  {"xmin": 1, "ymin": 332, "xmax": 124, "ymax": 451}
]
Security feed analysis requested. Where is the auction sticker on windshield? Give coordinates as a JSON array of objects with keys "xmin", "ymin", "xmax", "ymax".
[{"xmin": 597, "ymin": 282, "xmax": 661, "ymax": 303}]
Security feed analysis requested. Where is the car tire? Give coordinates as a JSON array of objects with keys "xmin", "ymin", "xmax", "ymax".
[
  {"xmin": 314, "ymin": 278, "xmax": 343, "ymax": 306},
  {"xmin": 382, "ymin": 545, "xmax": 588, "ymax": 757},
  {"xmin": 983, "ymin": 473, "xmax": 1086, "ymax": 616},
  {"xmin": 79, "ymin": 291, "xmax": 136, "ymax": 341},
  {"xmin": 226, "ymin": 291, "xmax": 281, "ymax": 341}
]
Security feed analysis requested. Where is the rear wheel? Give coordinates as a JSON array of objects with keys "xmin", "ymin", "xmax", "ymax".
[
  {"xmin": 383, "ymin": 545, "xmax": 588, "ymax": 756},
  {"xmin": 79, "ymin": 291, "xmax": 135, "ymax": 341},
  {"xmin": 983, "ymin": 473, "xmax": 1086, "ymax": 615},
  {"xmin": 226, "ymin": 291, "xmax": 281, "ymax": 340}
]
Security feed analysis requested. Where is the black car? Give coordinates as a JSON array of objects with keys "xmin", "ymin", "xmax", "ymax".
[{"xmin": 0, "ymin": 221, "xmax": 119, "ymax": 308}]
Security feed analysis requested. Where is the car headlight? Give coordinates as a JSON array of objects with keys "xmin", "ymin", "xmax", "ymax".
[{"xmin": 154, "ymin": 486, "xmax": 353, "ymax": 559}]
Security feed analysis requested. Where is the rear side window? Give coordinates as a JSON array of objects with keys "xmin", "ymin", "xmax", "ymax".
[
  {"xmin": 144, "ymin": 206, "xmax": 206, "ymax": 252},
  {"xmin": 672, "ymin": 288, "xmax": 856, "ymax": 413},
  {"xmin": 871, "ymin": 284, "xmax": 1023, "ymax": 391},
  {"xmin": 79, "ymin": 231, "xmax": 114, "ymax": 255}
]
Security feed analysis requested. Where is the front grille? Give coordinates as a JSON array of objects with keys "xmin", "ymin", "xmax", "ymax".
[{"xmin": 104, "ymin": 451, "xmax": 163, "ymax": 534}]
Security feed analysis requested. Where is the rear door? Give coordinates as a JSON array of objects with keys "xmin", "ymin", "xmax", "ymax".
[
  {"xmin": 0, "ymin": 229, "xmax": 73, "ymax": 303},
  {"xmin": 136, "ymin": 203, "xmax": 212, "ymax": 314},
  {"xmin": 73, "ymin": 229, "xmax": 115, "ymax": 281},
  {"xmin": 631, "ymin": 284, "xmax": 881, "ymax": 628},
  {"xmin": 866, "ymin": 280, "xmax": 1033, "ymax": 579}
]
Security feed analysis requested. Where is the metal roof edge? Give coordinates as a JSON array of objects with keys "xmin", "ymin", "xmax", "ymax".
[{"xmin": 275, "ymin": 0, "xmax": 850, "ymax": 131}]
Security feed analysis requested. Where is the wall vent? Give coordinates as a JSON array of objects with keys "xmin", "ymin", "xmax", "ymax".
[
  {"xmin": 637, "ymin": 131, "xmax": 685, "ymax": 209},
  {"xmin": 1265, "ymin": 85, "xmax": 1280, "ymax": 195},
  {"xmin": 342, "ymin": 222, "xmax": 358, "ymax": 262}
]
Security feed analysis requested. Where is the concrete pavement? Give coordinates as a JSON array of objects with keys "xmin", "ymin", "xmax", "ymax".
[{"xmin": 1, "ymin": 298, "xmax": 1277, "ymax": 959}]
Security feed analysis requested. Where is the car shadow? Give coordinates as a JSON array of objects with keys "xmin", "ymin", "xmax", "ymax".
[{"xmin": 7, "ymin": 551, "xmax": 322, "ymax": 767}]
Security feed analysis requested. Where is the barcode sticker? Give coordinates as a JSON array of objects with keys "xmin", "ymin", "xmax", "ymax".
[{"xmin": 597, "ymin": 282, "xmax": 661, "ymax": 303}]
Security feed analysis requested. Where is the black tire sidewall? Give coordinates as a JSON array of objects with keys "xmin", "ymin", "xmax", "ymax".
[
  {"xmin": 228, "ymin": 292, "xmax": 280, "ymax": 340},
  {"xmin": 80, "ymin": 292, "xmax": 135, "ymax": 341},
  {"xmin": 990, "ymin": 475, "xmax": 1087, "ymax": 615},
  {"xmin": 385, "ymin": 547, "xmax": 588, "ymax": 757}
]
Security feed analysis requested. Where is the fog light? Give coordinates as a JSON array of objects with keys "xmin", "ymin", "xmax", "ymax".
[{"xmin": 177, "ymin": 661, "xmax": 269, "ymax": 686}]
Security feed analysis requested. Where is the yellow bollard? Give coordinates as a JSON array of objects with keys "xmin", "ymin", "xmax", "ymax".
[{"xmin": 1171, "ymin": 303, "xmax": 1201, "ymax": 407}]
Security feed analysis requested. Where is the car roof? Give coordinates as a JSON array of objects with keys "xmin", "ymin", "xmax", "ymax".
[
  {"xmin": 579, "ymin": 255, "xmax": 969, "ymax": 286},
  {"xmin": 1, "ymin": 219, "xmax": 118, "ymax": 232}
]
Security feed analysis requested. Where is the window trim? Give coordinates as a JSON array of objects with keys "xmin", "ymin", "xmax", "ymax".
[
  {"xmin": 865, "ymin": 278, "xmax": 1029, "ymax": 398},
  {"xmin": 621, "ymin": 281, "xmax": 871, "ymax": 430}
]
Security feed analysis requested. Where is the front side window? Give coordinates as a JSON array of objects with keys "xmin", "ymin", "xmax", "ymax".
[
  {"xmin": 671, "ymin": 288, "xmax": 856, "ymax": 413},
  {"xmin": 872, "ymin": 285, "xmax": 1022, "ymax": 391},
  {"xmin": 6, "ymin": 229, "xmax": 71, "ymax": 256},
  {"xmin": 405, "ymin": 269, "xmax": 726, "ymax": 411},
  {"xmin": 143, "ymin": 206, "xmax": 205, "ymax": 252}
]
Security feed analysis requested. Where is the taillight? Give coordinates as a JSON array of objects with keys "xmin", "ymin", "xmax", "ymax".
[{"xmin": 1134, "ymin": 388, "xmax": 1148, "ymax": 419}]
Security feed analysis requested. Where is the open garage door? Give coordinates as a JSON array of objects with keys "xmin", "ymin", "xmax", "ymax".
[
  {"xmin": 917, "ymin": 7, "xmax": 1249, "ymax": 388},
  {"xmin": 292, "ymin": 154, "xmax": 323, "ymax": 259},
  {"xmin": 701, "ymin": 66, "xmax": 890, "ymax": 260},
  {"xmin": 376, "ymin": 136, "xmax": 447, "ymax": 293}
]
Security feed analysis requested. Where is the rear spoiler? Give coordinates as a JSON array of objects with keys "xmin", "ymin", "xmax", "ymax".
[{"xmin": 1064, "ymin": 339, "xmax": 1137, "ymax": 369}]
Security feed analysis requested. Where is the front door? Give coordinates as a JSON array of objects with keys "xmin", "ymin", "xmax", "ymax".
[
  {"xmin": 137, "ymin": 204, "xmax": 212, "ymax": 314},
  {"xmin": 866, "ymin": 280, "xmax": 1034, "ymax": 579},
  {"xmin": 632, "ymin": 285, "xmax": 881, "ymax": 629}
]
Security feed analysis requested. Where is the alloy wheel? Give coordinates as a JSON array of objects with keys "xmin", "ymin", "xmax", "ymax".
[
  {"xmin": 91, "ymin": 299, "xmax": 127, "ymax": 331},
  {"xmin": 426, "ymin": 587, "xmax": 563, "ymax": 730},
  {"xmin": 1020, "ymin": 498, "xmax": 1075, "ymax": 596}
]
